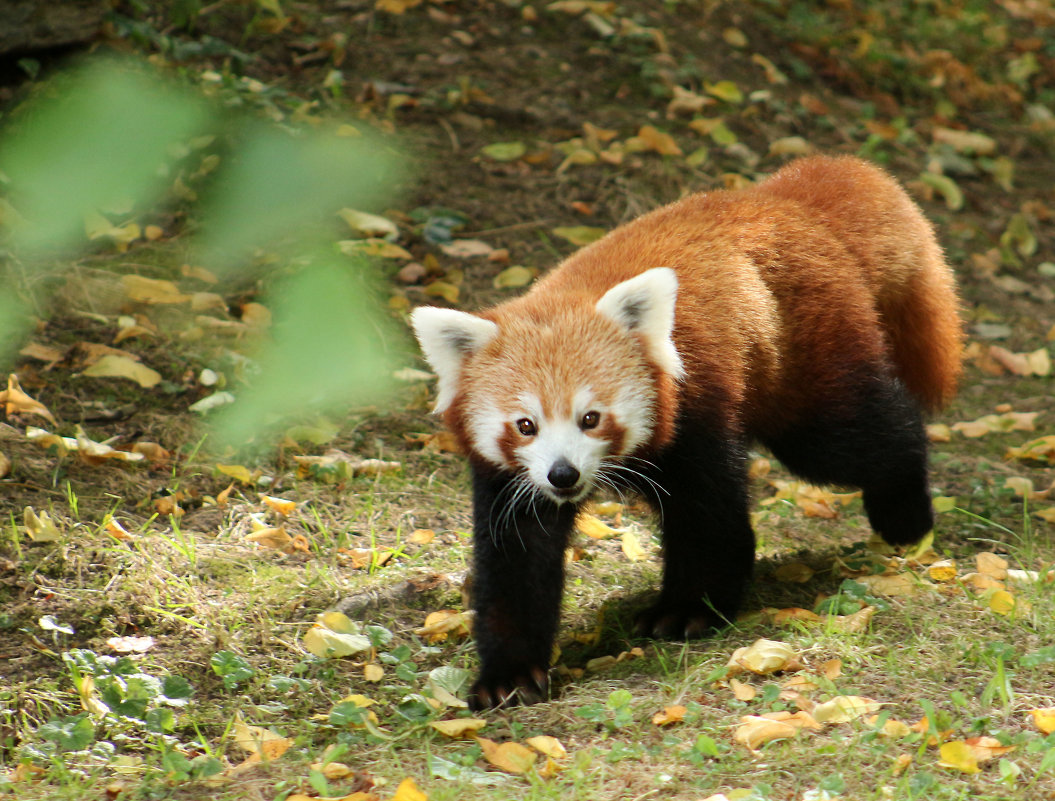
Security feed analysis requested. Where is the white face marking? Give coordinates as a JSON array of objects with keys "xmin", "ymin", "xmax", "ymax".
[{"xmin": 468, "ymin": 398, "xmax": 507, "ymax": 467}]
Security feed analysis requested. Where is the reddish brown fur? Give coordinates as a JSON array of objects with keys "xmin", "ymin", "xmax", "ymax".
[{"xmin": 445, "ymin": 155, "xmax": 962, "ymax": 458}]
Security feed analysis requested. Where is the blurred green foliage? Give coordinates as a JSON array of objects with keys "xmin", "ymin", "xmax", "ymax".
[{"xmin": 0, "ymin": 57, "xmax": 399, "ymax": 451}]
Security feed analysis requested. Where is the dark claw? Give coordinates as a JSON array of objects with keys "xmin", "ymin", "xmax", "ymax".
[
  {"xmin": 635, "ymin": 602, "xmax": 722, "ymax": 641},
  {"xmin": 468, "ymin": 668, "xmax": 550, "ymax": 710}
]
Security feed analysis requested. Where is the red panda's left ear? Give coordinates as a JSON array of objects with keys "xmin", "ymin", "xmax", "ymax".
[
  {"xmin": 410, "ymin": 306, "xmax": 499, "ymax": 413},
  {"xmin": 596, "ymin": 267, "xmax": 685, "ymax": 379}
]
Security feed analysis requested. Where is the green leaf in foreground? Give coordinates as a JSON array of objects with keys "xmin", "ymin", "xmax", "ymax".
[
  {"xmin": 37, "ymin": 714, "xmax": 95, "ymax": 752},
  {"xmin": 0, "ymin": 58, "xmax": 208, "ymax": 254},
  {"xmin": 196, "ymin": 123, "xmax": 395, "ymax": 267},
  {"xmin": 207, "ymin": 255, "xmax": 399, "ymax": 449}
]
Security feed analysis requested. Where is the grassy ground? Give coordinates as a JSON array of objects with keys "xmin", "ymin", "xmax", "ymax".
[{"xmin": 2, "ymin": 1, "xmax": 1055, "ymax": 799}]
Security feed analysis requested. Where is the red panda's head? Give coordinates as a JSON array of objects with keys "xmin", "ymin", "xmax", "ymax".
[{"xmin": 411, "ymin": 268, "xmax": 683, "ymax": 505}]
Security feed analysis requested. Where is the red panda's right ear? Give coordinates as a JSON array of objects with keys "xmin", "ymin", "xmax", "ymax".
[{"xmin": 409, "ymin": 307, "xmax": 499, "ymax": 413}]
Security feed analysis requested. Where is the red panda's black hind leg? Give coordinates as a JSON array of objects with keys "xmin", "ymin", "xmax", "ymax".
[
  {"xmin": 631, "ymin": 425, "xmax": 756, "ymax": 640},
  {"xmin": 467, "ymin": 466, "xmax": 577, "ymax": 710},
  {"xmin": 764, "ymin": 375, "xmax": 935, "ymax": 547}
]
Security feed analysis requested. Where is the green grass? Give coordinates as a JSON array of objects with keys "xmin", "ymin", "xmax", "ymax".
[{"xmin": 3, "ymin": 0, "xmax": 1055, "ymax": 798}]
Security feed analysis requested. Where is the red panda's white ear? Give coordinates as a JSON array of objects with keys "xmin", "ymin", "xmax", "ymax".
[
  {"xmin": 596, "ymin": 267, "xmax": 685, "ymax": 379},
  {"xmin": 410, "ymin": 306, "xmax": 499, "ymax": 413}
]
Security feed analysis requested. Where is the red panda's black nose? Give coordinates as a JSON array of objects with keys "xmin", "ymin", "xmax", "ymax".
[{"xmin": 547, "ymin": 459, "xmax": 580, "ymax": 490}]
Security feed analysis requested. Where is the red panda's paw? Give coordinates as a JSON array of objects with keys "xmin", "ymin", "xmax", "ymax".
[
  {"xmin": 467, "ymin": 665, "xmax": 549, "ymax": 710},
  {"xmin": 634, "ymin": 602, "xmax": 724, "ymax": 641}
]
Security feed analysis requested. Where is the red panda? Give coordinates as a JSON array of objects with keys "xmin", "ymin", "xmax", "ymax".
[{"xmin": 411, "ymin": 155, "xmax": 963, "ymax": 709}]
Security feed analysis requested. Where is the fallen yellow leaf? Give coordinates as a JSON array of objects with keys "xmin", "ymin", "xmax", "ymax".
[
  {"xmin": 733, "ymin": 715, "xmax": 798, "ymax": 750},
  {"xmin": 858, "ymin": 573, "xmax": 919, "ymax": 597},
  {"xmin": 363, "ymin": 663, "xmax": 384, "ymax": 682},
  {"xmin": 651, "ymin": 705, "xmax": 687, "ymax": 726},
  {"xmin": 246, "ymin": 526, "xmax": 291, "ymax": 550},
  {"xmin": 409, "ymin": 528, "xmax": 435, "ymax": 544},
  {"xmin": 927, "ymin": 559, "xmax": 958, "ymax": 582},
  {"xmin": 728, "ymin": 639, "xmax": 798, "ymax": 676},
  {"xmin": 812, "ymin": 695, "xmax": 882, "ymax": 724},
  {"xmin": 260, "ymin": 494, "xmax": 297, "ymax": 516},
  {"xmin": 23, "ymin": 507, "xmax": 62, "ymax": 542},
  {"xmin": 525, "ymin": 735, "xmax": 567, "ymax": 760},
  {"xmin": 390, "ymin": 777, "xmax": 427, "ymax": 801},
  {"xmin": 232, "ymin": 714, "xmax": 291, "ymax": 760},
  {"xmin": 773, "ymin": 562, "xmax": 815, "ymax": 583},
  {"xmin": 413, "ymin": 610, "xmax": 473, "ymax": 642},
  {"xmin": 576, "ymin": 513, "xmax": 622, "ymax": 539},
  {"xmin": 1029, "ymin": 708, "xmax": 1055, "ymax": 734},
  {"xmin": 976, "ymin": 552, "xmax": 1009, "ymax": 579},
  {"xmin": 1, "ymin": 374, "xmax": 57, "ymax": 424},
  {"xmin": 430, "ymin": 718, "xmax": 486, "ymax": 738},
  {"xmin": 620, "ymin": 530, "xmax": 648, "ymax": 562},
  {"xmin": 730, "ymin": 678, "xmax": 757, "ymax": 701},
  {"xmin": 122, "ymin": 274, "xmax": 189, "ymax": 304},
  {"xmin": 937, "ymin": 740, "xmax": 981, "ymax": 773},
  {"xmin": 476, "ymin": 737, "xmax": 537, "ymax": 774}
]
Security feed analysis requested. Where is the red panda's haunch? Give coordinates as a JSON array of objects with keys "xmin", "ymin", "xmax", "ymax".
[{"xmin": 411, "ymin": 155, "xmax": 963, "ymax": 709}]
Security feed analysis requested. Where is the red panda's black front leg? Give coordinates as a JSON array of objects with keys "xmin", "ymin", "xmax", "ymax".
[
  {"xmin": 467, "ymin": 465, "xmax": 577, "ymax": 710},
  {"xmin": 634, "ymin": 427, "xmax": 756, "ymax": 639}
]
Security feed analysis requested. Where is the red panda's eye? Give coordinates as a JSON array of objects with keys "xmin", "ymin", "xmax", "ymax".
[
  {"xmin": 581, "ymin": 411, "xmax": 601, "ymax": 430},
  {"xmin": 516, "ymin": 418, "xmax": 537, "ymax": 436}
]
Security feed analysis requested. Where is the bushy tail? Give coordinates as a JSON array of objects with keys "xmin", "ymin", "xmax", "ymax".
[{"xmin": 879, "ymin": 263, "xmax": 963, "ymax": 414}]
